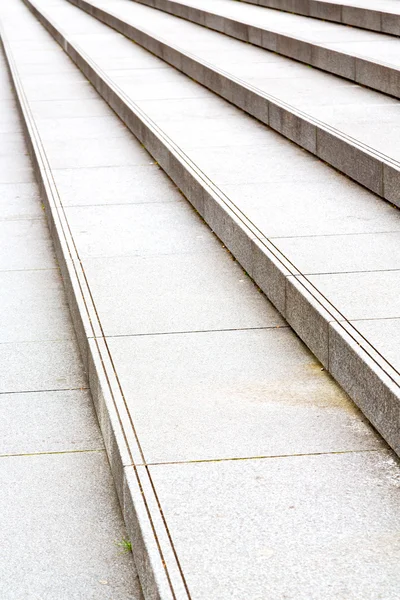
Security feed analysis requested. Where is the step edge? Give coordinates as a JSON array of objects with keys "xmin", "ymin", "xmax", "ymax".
[
  {"xmin": 68, "ymin": 0, "xmax": 400, "ymax": 208},
  {"xmin": 128, "ymin": 0, "xmax": 400, "ymax": 98},
  {"xmin": 239, "ymin": 0, "xmax": 400, "ymax": 38}
]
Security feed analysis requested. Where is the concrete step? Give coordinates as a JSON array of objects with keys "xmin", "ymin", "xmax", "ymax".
[
  {"xmin": 56, "ymin": 0, "xmax": 400, "ymax": 208},
  {"xmin": 240, "ymin": 0, "xmax": 400, "ymax": 37},
  {"xmin": 15, "ymin": 0, "xmax": 400, "ymax": 456},
  {"xmin": 0, "ymin": 35, "xmax": 142, "ymax": 600},
  {"xmin": 121, "ymin": 0, "xmax": 400, "ymax": 100},
  {"xmin": 3, "ymin": 0, "xmax": 400, "ymax": 598}
]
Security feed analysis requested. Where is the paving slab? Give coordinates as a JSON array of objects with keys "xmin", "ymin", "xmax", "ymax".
[
  {"xmin": 0, "ymin": 87, "xmax": 17, "ymax": 102},
  {"xmin": 8, "ymin": 38, "xmax": 60, "ymax": 51},
  {"xmin": 18, "ymin": 62, "xmax": 85, "ymax": 78},
  {"xmin": 188, "ymin": 143, "xmax": 332, "ymax": 186},
  {"xmin": 112, "ymin": 66, "xmax": 199, "ymax": 87},
  {"xmin": 352, "ymin": 318, "xmax": 400, "ymax": 374},
  {"xmin": 0, "ymin": 182, "xmax": 44, "ymax": 220},
  {"xmin": 0, "ymin": 101, "xmax": 24, "ymax": 136},
  {"xmin": 94, "ymin": 46, "xmax": 167, "ymax": 70},
  {"xmin": 136, "ymin": 96, "xmax": 241, "ymax": 121},
  {"xmin": 0, "ymin": 389, "xmax": 104, "ymax": 455},
  {"xmin": 113, "ymin": 79, "xmax": 210, "ymax": 101},
  {"xmin": 30, "ymin": 97, "xmax": 113, "ymax": 119},
  {"xmin": 312, "ymin": 114, "xmax": 400, "ymax": 163},
  {"xmin": 0, "ymin": 340, "xmax": 87, "ymax": 393},
  {"xmin": 273, "ymin": 232, "xmax": 400, "ymax": 274},
  {"xmin": 0, "ymin": 154, "xmax": 34, "ymax": 184},
  {"xmin": 222, "ymin": 180, "xmax": 400, "ymax": 237},
  {"xmin": 307, "ymin": 270, "xmax": 400, "ymax": 321},
  {"xmin": 0, "ymin": 268, "xmax": 75, "ymax": 343},
  {"xmin": 247, "ymin": 76, "xmax": 379, "ymax": 108},
  {"xmin": 5, "ymin": 50, "xmax": 67, "ymax": 67},
  {"xmin": 147, "ymin": 451, "xmax": 400, "ymax": 599},
  {"xmin": 0, "ymin": 219, "xmax": 56, "ymax": 270},
  {"xmin": 107, "ymin": 328, "xmax": 383, "ymax": 463},
  {"xmin": 0, "ymin": 452, "xmax": 142, "ymax": 600},
  {"xmin": 18, "ymin": 76, "xmax": 99, "ymax": 101},
  {"xmin": 84, "ymin": 252, "xmax": 284, "ymax": 336},
  {"xmin": 0, "ymin": 132, "xmax": 29, "ymax": 156},
  {"xmin": 16, "ymin": 59, "xmax": 85, "ymax": 75},
  {"xmin": 0, "ymin": 129, "xmax": 28, "ymax": 148},
  {"xmin": 36, "ymin": 115, "xmax": 128, "ymax": 141},
  {"xmin": 154, "ymin": 114, "xmax": 274, "ymax": 149},
  {"xmin": 44, "ymin": 135, "xmax": 154, "ymax": 169},
  {"xmin": 64, "ymin": 202, "xmax": 220, "ymax": 257},
  {"xmin": 53, "ymin": 164, "xmax": 181, "ymax": 206}
]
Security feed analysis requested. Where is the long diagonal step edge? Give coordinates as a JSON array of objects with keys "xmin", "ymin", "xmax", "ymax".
[
  {"xmin": 238, "ymin": 0, "xmax": 400, "ymax": 37},
  {"xmin": 63, "ymin": 0, "xmax": 400, "ymax": 209},
  {"xmin": 126, "ymin": 0, "xmax": 400, "ymax": 100}
]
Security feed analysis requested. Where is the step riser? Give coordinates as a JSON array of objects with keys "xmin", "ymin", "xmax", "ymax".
[
  {"xmin": 129, "ymin": 0, "xmax": 400, "ymax": 101},
  {"xmin": 0, "ymin": 23, "xmax": 182, "ymax": 600},
  {"xmin": 240, "ymin": 0, "xmax": 400, "ymax": 37},
  {"xmin": 65, "ymin": 0, "xmax": 400, "ymax": 210},
  {"xmin": 19, "ymin": 0, "xmax": 400, "ymax": 471}
]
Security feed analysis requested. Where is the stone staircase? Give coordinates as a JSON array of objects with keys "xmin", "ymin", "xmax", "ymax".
[
  {"xmin": 2, "ymin": 0, "xmax": 400, "ymax": 597},
  {"xmin": 239, "ymin": 0, "xmax": 400, "ymax": 36}
]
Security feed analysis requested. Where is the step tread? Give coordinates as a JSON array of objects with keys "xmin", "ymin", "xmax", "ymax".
[
  {"xmin": 242, "ymin": 0, "xmax": 400, "ymax": 36},
  {"xmin": 140, "ymin": 0, "xmax": 400, "ymax": 67},
  {"xmin": 258, "ymin": 0, "xmax": 400, "ymax": 12},
  {"xmin": 20, "ymin": 0, "xmax": 400, "ymax": 414},
  {"xmin": 121, "ymin": 0, "xmax": 400, "ymax": 101},
  {"xmin": 0, "ymin": 18, "xmax": 142, "ymax": 600},
  {"xmin": 34, "ymin": 0, "xmax": 400, "ymax": 368},
  {"xmin": 64, "ymin": 0, "xmax": 400, "ymax": 205},
  {"xmin": 3, "ymin": 0, "xmax": 400, "ymax": 598}
]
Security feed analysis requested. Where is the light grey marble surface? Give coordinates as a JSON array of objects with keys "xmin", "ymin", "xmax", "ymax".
[
  {"xmin": 0, "ymin": 452, "xmax": 143, "ymax": 600},
  {"xmin": 2, "ymin": 0, "xmax": 400, "ymax": 597},
  {"xmin": 244, "ymin": 0, "xmax": 400, "ymax": 36},
  {"xmin": 61, "ymin": 0, "xmax": 400, "ymax": 205},
  {"xmin": 0, "ymin": 34, "xmax": 142, "ymax": 599},
  {"xmin": 147, "ymin": 451, "xmax": 400, "ymax": 599}
]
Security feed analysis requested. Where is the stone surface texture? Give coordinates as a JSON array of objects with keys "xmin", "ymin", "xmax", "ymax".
[
  {"xmin": 0, "ymin": 31, "xmax": 142, "ymax": 600},
  {"xmin": 63, "ymin": 0, "xmax": 400, "ymax": 205},
  {"xmin": 1, "ymin": 0, "xmax": 400, "ymax": 599}
]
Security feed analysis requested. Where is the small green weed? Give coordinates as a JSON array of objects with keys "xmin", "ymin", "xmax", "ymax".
[{"xmin": 115, "ymin": 538, "xmax": 132, "ymax": 553}]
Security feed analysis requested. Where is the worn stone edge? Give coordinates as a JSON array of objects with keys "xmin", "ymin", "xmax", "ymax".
[
  {"xmin": 238, "ymin": 0, "xmax": 400, "ymax": 37},
  {"xmin": 128, "ymin": 0, "xmax": 400, "ymax": 97},
  {"xmin": 67, "ymin": 0, "xmax": 400, "ymax": 207},
  {"xmin": 0, "ymin": 21, "xmax": 189, "ymax": 600},
  {"xmin": 21, "ymin": 0, "xmax": 400, "ymax": 462}
]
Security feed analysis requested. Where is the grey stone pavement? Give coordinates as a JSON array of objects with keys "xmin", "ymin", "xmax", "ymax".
[
  {"xmin": 61, "ymin": 0, "xmax": 400, "ymax": 207},
  {"xmin": 244, "ymin": 0, "xmax": 400, "ymax": 33},
  {"xmin": 133, "ymin": 0, "xmax": 400, "ymax": 75},
  {"xmin": 2, "ymin": 0, "xmax": 400, "ymax": 598},
  {"xmin": 120, "ymin": 0, "xmax": 400, "ymax": 105},
  {"xmin": 25, "ymin": 0, "xmax": 400, "ymax": 415},
  {"xmin": 0, "ymin": 49, "xmax": 142, "ymax": 600}
]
